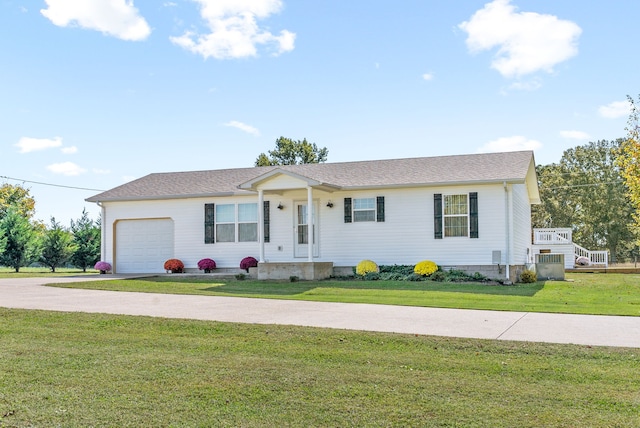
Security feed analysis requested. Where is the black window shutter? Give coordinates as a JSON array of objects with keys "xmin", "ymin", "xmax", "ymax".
[
  {"xmin": 344, "ymin": 198, "xmax": 352, "ymax": 223},
  {"xmin": 469, "ymin": 192, "xmax": 478, "ymax": 238},
  {"xmin": 434, "ymin": 194, "xmax": 442, "ymax": 239},
  {"xmin": 376, "ymin": 196, "xmax": 385, "ymax": 222},
  {"xmin": 204, "ymin": 203, "xmax": 215, "ymax": 244},
  {"xmin": 263, "ymin": 201, "xmax": 270, "ymax": 243}
]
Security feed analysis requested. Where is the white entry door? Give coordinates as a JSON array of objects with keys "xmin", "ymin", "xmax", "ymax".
[{"xmin": 294, "ymin": 201, "xmax": 319, "ymax": 258}]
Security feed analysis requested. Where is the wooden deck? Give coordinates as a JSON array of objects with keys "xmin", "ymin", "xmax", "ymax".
[{"xmin": 566, "ymin": 266, "xmax": 640, "ymax": 274}]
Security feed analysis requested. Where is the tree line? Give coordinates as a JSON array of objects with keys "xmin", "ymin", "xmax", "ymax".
[{"xmin": 0, "ymin": 184, "xmax": 100, "ymax": 272}]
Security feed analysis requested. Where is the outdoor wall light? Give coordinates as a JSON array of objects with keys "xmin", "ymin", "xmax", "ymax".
[
  {"xmin": 326, "ymin": 201, "xmax": 334, "ymax": 208},
  {"xmin": 277, "ymin": 203, "xmax": 284, "ymax": 210}
]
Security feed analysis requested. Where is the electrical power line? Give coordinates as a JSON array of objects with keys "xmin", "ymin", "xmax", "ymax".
[{"xmin": 0, "ymin": 175, "xmax": 105, "ymax": 192}]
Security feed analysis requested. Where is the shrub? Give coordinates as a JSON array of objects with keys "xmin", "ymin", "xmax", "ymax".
[
  {"xmin": 94, "ymin": 261, "xmax": 111, "ymax": 273},
  {"xmin": 520, "ymin": 269, "xmax": 537, "ymax": 283},
  {"xmin": 163, "ymin": 259, "xmax": 184, "ymax": 273},
  {"xmin": 430, "ymin": 270, "xmax": 447, "ymax": 282},
  {"xmin": 197, "ymin": 258, "xmax": 216, "ymax": 272},
  {"xmin": 240, "ymin": 256, "xmax": 258, "ymax": 272},
  {"xmin": 289, "ymin": 275, "xmax": 299, "ymax": 282},
  {"xmin": 364, "ymin": 271, "xmax": 380, "ymax": 281},
  {"xmin": 379, "ymin": 265, "xmax": 414, "ymax": 276},
  {"xmin": 414, "ymin": 260, "xmax": 438, "ymax": 276},
  {"xmin": 355, "ymin": 260, "xmax": 379, "ymax": 276},
  {"xmin": 235, "ymin": 273, "xmax": 246, "ymax": 280}
]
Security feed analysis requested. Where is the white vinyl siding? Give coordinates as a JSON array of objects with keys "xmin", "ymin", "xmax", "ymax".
[{"xmin": 99, "ymin": 183, "xmax": 529, "ymax": 271}]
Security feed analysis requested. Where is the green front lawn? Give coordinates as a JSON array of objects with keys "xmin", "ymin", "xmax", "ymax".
[
  {"xmin": 1, "ymin": 308, "xmax": 638, "ymax": 427},
  {"xmin": 52, "ymin": 272, "xmax": 640, "ymax": 316},
  {"xmin": 0, "ymin": 267, "xmax": 99, "ymax": 278}
]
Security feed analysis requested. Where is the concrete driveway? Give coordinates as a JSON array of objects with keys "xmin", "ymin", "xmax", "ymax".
[{"xmin": 1, "ymin": 276, "xmax": 639, "ymax": 348}]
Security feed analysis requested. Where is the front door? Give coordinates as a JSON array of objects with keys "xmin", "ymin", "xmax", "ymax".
[{"xmin": 294, "ymin": 201, "xmax": 319, "ymax": 258}]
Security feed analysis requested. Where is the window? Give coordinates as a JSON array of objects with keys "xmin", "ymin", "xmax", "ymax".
[
  {"xmin": 205, "ymin": 202, "xmax": 269, "ymax": 243},
  {"xmin": 354, "ymin": 198, "xmax": 375, "ymax": 222},
  {"xmin": 344, "ymin": 196, "xmax": 385, "ymax": 223},
  {"xmin": 215, "ymin": 204, "xmax": 236, "ymax": 242},
  {"xmin": 444, "ymin": 194, "xmax": 468, "ymax": 237},
  {"xmin": 238, "ymin": 203, "xmax": 258, "ymax": 242},
  {"xmin": 434, "ymin": 192, "xmax": 478, "ymax": 239}
]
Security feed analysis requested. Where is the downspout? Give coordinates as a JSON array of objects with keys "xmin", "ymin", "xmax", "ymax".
[
  {"xmin": 258, "ymin": 189, "xmax": 265, "ymax": 263},
  {"xmin": 503, "ymin": 181, "xmax": 510, "ymax": 282},
  {"xmin": 97, "ymin": 201, "xmax": 106, "ymax": 263},
  {"xmin": 307, "ymin": 186, "xmax": 313, "ymax": 262}
]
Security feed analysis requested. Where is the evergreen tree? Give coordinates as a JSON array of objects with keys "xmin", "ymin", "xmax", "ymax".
[
  {"xmin": 0, "ymin": 207, "xmax": 40, "ymax": 272},
  {"xmin": 40, "ymin": 217, "xmax": 76, "ymax": 273},
  {"xmin": 70, "ymin": 209, "xmax": 101, "ymax": 272}
]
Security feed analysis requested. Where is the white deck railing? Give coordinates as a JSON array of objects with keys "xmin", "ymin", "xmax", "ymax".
[
  {"xmin": 533, "ymin": 228, "xmax": 608, "ymax": 267},
  {"xmin": 574, "ymin": 243, "xmax": 609, "ymax": 266},
  {"xmin": 533, "ymin": 228, "xmax": 572, "ymax": 244}
]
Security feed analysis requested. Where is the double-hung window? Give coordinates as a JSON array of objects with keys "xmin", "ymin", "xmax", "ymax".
[
  {"xmin": 353, "ymin": 198, "xmax": 376, "ymax": 222},
  {"xmin": 444, "ymin": 194, "xmax": 468, "ymax": 237},
  {"xmin": 215, "ymin": 204, "xmax": 236, "ymax": 242},
  {"xmin": 238, "ymin": 203, "xmax": 258, "ymax": 242},
  {"xmin": 434, "ymin": 192, "xmax": 478, "ymax": 239},
  {"xmin": 344, "ymin": 197, "xmax": 385, "ymax": 222},
  {"xmin": 204, "ymin": 202, "xmax": 261, "ymax": 243}
]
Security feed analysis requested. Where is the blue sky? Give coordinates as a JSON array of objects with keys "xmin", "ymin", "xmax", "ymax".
[{"xmin": 1, "ymin": 0, "xmax": 637, "ymax": 225}]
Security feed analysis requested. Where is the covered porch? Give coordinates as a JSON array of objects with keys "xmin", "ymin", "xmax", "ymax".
[{"xmin": 239, "ymin": 168, "xmax": 339, "ymax": 280}]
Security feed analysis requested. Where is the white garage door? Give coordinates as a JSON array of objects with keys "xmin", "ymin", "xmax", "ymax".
[{"xmin": 116, "ymin": 219, "xmax": 174, "ymax": 273}]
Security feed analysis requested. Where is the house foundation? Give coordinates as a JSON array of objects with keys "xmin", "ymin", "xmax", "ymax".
[{"xmin": 258, "ymin": 262, "xmax": 334, "ymax": 280}]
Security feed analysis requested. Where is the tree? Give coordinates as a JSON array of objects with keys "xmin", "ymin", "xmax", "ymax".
[
  {"xmin": 0, "ymin": 207, "xmax": 40, "ymax": 272},
  {"xmin": 0, "ymin": 183, "xmax": 35, "ymax": 219},
  {"xmin": 532, "ymin": 140, "xmax": 637, "ymax": 262},
  {"xmin": 616, "ymin": 94, "xmax": 640, "ymax": 242},
  {"xmin": 255, "ymin": 137, "xmax": 329, "ymax": 166},
  {"xmin": 70, "ymin": 209, "xmax": 101, "ymax": 272},
  {"xmin": 40, "ymin": 217, "xmax": 76, "ymax": 273}
]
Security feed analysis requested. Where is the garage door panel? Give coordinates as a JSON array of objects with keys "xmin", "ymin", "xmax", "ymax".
[{"xmin": 116, "ymin": 219, "xmax": 174, "ymax": 273}]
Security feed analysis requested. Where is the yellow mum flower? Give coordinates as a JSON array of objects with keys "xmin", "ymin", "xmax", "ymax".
[
  {"xmin": 356, "ymin": 260, "xmax": 379, "ymax": 276},
  {"xmin": 414, "ymin": 260, "xmax": 438, "ymax": 276}
]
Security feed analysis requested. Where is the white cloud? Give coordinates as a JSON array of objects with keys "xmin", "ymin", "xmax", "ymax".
[
  {"xmin": 598, "ymin": 100, "xmax": 630, "ymax": 119},
  {"xmin": 560, "ymin": 130, "xmax": 590, "ymax": 140},
  {"xmin": 422, "ymin": 73, "xmax": 434, "ymax": 81},
  {"xmin": 15, "ymin": 137, "xmax": 63, "ymax": 153},
  {"xmin": 40, "ymin": 0, "xmax": 151, "ymax": 41},
  {"xmin": 506, "ymin": 78, "xmax": 542, "ymax": 92},
  {"xmin": 92, "ymin": 168, "xmax": 111, "ymax": 174},
  {"xmin": 170, "ymin": 0, "xmax": 295, "ymax": 59},
  {"xmin": 459, "ymin": 0, "xmax": 581, "ymax": 78},
  {"xmin": 478, "ymin": 136, "xmax": 542, "ymax": 153},
  {"xmin": 61, "ymin": 146, "xmax": 78, "ymax": 154},
  {"xmin": 225, "ymin": 120, "xmax": 260, "ymax": 136},
  {"xmin": 46, "ymin": 162, "xmax": 87, "ymax": 176}
]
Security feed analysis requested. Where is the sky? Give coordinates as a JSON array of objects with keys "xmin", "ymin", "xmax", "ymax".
[{"xmin": 1, "ymin": 0, "xmax": 638, "ymax": 226}]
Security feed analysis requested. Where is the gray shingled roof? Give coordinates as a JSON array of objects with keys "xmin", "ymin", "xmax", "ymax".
[{"xmin": 86, "ymin": 151, "xmax": 537, "ymax": 202}]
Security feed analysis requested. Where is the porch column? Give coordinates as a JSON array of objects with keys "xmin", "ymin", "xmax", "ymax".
[
  {"xmin": 307, "ymin": 186, "xmax": 313, "ymax": 262},
  {"xmin": 258, "ymin": 189, "xmax": 265, "ymax": 263}
]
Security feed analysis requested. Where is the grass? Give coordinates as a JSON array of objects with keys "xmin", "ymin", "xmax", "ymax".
[
  {"xmin": 51, "ymin": 272, "xmax": 640, "ymax": 316},
  {"xmin": 0, "ymin": 267, "xmax": 98, "ymax": 278},
  {"xmin": 1, "ymin": 308, "xmax": 639, "ymax": 427}
]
